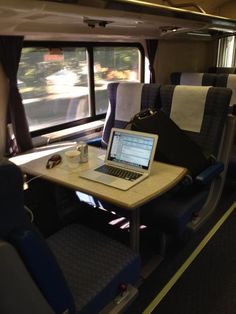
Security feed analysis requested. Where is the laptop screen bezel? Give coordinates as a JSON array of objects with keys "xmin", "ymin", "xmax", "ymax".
[{"xmin": 105, "ymin": 128, "xmax": 158, "ymax": 174}]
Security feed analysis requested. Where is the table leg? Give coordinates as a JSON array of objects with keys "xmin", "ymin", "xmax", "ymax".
[{"xmin": 129, "ymin": 207, "xmax": 140, "ymax": 253}]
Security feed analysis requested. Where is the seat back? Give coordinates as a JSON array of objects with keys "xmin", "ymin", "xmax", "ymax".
[
  {"xmin": 160, "ymin": 85, "xmax": 235, "ymax": 229},
  {"xmin": 215, "ymin": 73, "xmax": 236, "ymax": 175},
  {"xmin": 208, "ymin": 66, "xmax": 236, "ymax": 74},
  {"xmin": 0, "ymin": 158, "xmax": 32, "ymax": 238},
  {"xmin": 0, "ymin": 159, "xmax": 76, "ymax": 314},
  {"xmin": 102, "ymin": 82, "xmax": 160, "ymax": 146},
  {"xmin": 170, "ymin": 72, "xmax": 216, "ymax": 86},
  {"xmin": 0, "ymin": 240, "xmax": 54, "ymax": 314},
  {"xmin": 215, "ymin": 74, "xmax": 236, "ymax": 107},
  {"xmin": 0, "ymin": 159, "xmax": 140, "ymax": 314},
  {"xmin": 140, "ymin": 85, "xmax": 235, "ymax": 235},
  {"xmin": 159, "ymin": 85, "xmax": 232, "ymax": 159}
]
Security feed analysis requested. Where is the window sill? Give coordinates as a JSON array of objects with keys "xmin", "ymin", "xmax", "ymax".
[{"xmin": 32, "ymin": 120, "xmax": 104, "ymax": 147}]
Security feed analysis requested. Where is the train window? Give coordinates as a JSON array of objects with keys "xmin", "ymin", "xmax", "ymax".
[
  {"xmin": 93, "ymin": 47, "xmax": 141, "ymax": 115},
  {"xmin": 18, "ymin": 43, "xmax": 144, "ymax": 135},
  {"xmin": 18, "ymin": 47, "xmax": 89, "ymax": 132}
]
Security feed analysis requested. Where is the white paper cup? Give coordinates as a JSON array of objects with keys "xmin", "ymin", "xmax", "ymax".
[{"xmin": 65, "ymin": 150, "xmax": 81, "ymax": 168}]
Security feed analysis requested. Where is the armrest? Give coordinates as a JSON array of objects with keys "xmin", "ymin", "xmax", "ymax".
[
  {"xmin": 196, "ymin": 162, "xmax": 224, "ymax": 185},
  {"xmin": 86, "ymin": 137, "xmax": 102, "ymax": 147}
]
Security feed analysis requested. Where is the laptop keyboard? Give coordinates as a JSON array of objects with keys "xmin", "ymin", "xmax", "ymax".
[{"xmin": 95, "ymin": 165, "xmax": 143, "ymax": 181}]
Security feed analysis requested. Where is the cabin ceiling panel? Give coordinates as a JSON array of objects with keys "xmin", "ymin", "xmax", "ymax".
[
  {"xmin": 0, "ymin": 0, "xmax": 234, "ymax": 41},
  {"xmin": 0, "ymin": 0, "xmax": 208, "ymax": 40}
]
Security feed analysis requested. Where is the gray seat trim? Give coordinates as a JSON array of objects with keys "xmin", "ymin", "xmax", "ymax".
[{"xmin": 0, "ymin": 240, "xmax": 54, "ymax": 314}]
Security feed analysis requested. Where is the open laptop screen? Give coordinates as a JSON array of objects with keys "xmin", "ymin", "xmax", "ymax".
[{"xmin": 107, "ymin": 130, "xmax": 155, "ymax": 170}]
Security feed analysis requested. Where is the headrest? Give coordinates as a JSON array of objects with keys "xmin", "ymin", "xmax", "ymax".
[
  {"xmin": 170, "ymin": 72, "xmax": 216, "ymax": 86},
  {"xmin": 170, "ymin": 85, "xmax": 210, "ymax": 132},
  {"xmin": 115, "ymin": 82, "xmax": 143, "ymax": 122},
  {"xmin": 102, "ymin": 82, "xmax": 160, "ymax": 146},
  {"xmin": 0, "ymin": 159, "xmax": 31, "ymax": 238},
  {"xmin": 180, "ymin": 73, "xmax": 204, "ymax": 85}
]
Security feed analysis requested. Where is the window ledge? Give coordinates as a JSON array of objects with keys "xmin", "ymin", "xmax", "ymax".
[{"xmin": 32, "ymin": 120, "xmax": 104, "ymax": 147}]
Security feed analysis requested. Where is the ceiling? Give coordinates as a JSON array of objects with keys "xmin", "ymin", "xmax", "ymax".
[
  {"xmin": 144, "ymin": 0, "xmax": 231, "ymax": 15},
  {"xmin": 0, "ymin": 0, "xmax": 234, "ymax": 41}
]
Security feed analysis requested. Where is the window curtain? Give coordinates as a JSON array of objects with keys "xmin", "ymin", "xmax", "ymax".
[
  {"xmin": 0, "ymin": 36, "xmax": 33, "ymax": 156},
  {"xmin": 217, "ymin": 36, "xmax": 236, "ymax": 67},
  {"xmin": 231, "ymin": 37, "xmax": 236, "ymax": 67},
  {"xmin": 146, "ymin": 39, "xmax": 158, "ymax": 83}
]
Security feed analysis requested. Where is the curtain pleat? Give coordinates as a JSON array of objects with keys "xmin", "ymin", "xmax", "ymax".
[
  {"xmin": 146, "ymin": 39, "xmax": 158, "ymax": 83},
  {"xmin": 0, "ymin": 36, "xmax": 33, "ymax": 155},
  {"xmin": 217, "ymin": 36, "xmax": 236, "ymax": 67}
]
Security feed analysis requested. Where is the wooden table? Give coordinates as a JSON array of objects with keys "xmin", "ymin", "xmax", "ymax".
[{"xmin": 11, "ymin": 143, "xmax": 187, "ymax": 252}]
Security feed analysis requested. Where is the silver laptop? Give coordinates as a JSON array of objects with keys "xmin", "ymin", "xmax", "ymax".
[{"xmin": 79, "ymin": 128, "xmax": 158, "ymax": 190}]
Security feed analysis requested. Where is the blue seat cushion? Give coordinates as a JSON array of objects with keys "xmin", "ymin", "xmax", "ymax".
[
  {"xmin": 141, "ymin": 188, "xmax": 209, "ymax": 235},
  {"xmin": 9, "ymin": 229, "xmax": 76, "ymax": 314},
  {"xmin": 47, "ymin": 223, "xmax": 140, "ymax": 314}
]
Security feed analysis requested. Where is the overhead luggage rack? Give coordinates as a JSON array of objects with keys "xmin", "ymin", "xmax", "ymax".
[{"xmin": 0, "ymin": 0, "xmax": 234, "ymax": 39}]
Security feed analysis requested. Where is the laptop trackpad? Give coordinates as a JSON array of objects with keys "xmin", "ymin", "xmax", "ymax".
[{"xmin": 97, "ymin": 175, "xmax": 116, "ymax": 184}]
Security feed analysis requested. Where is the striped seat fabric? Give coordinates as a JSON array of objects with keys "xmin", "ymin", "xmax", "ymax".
[
  {"xmin": 170, "ymin": 72, "xmax": 216, "ymax": 86},
  {"xmin": 102, "ymin": 82, "xmax": 160, "ymax": 146}
]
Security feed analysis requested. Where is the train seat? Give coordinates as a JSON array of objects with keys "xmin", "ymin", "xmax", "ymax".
[
  {"xmin": 214, "ymin": 73, "xmax": 236, "ymax": 107},
  {"xmin": 88, "ymin": 82, "xmax": 160, "ymax": 147},
  {"xmin": 170, "ymin": 72, "xmax": 216, "ymax": 86},
  {"xmin": 0, "ymin": 159, "xmax": 140, "ymax": 314},
  {"xmin": 208, "ymin": 66, "xmax": 236, "ymax": 74},
  {"xmin": 140, "ymin": 85, "xmax": 234, "ymax": 237},
  {"xmin": 214, "ymin": 73, "xmax": 236, "ymax": 183},
  {"xmin": 86, "ymin": 84, "xmax": 234, "ymax": 243}
]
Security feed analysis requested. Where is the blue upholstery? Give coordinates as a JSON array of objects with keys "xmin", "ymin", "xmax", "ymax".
[
  {"xmin": 196, "ymin": 162, "xmax": 224, "ymax": 185},
  {"xmin": 160, "ymin": 85, "xmax": 231, "ymax": 157},
  {"xmin": 48, "ymin": 224, "xmax": 140, "ymax": 314},
  {"xmin": 141, "ymin": 188, "xmax": 209, "ymax": 234},
  {"xmin": 214, "ymin": 73, "xmax": 236, "ymax": 179},
  {"xmin": 214, "ymin": 73, "xmax": 229, "ymax": 87},
  {"xmin": 208, "ymin": 67, "xmax": 236, "ymax": 74},
  {"xmin": 0, "ymin": 159, "xmax": 140, "ymax": 313},
  {"xmin": 10, "ymin": 229, "xmax": 76, "ymax": 314},
  {"xmin": 170, "ymin": 72, "xmax": 236, "ymax": 181},
  {"xmin": 0, "ymin": 159, "xmax": 32, "ymax": 238},
  {"xmin": 102, "ymin": 82, "xmax": 160, "ymax": 146},
  {"xmin": 87, "ymin": 84, "xmax": 232, "ymax": 236},
  {"xmin": 215, "ymin": 74, "xmax": 236, "ymax": 107},
  {"xmin": 0, "ymin": 159, "xmax": 76, "ymax": 314},
  {"xmin": 141, "ymin": 85, "xmax": 232, "ymax": 235}
]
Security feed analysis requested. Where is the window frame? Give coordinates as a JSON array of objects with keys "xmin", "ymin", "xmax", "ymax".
[{"xmin": 21, "ymin": 41, "xmax": 145, "ymax": 137}]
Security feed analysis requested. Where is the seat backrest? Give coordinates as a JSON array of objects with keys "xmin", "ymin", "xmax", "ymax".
[
  {"xmin": 0, "ymin": 159, "xmax": 76, "ymax": 314},
  {"xmin": 159, "ymin": 85, "xmax": 232, "ymax": 159},
  {"xmin": 102, "ymin": 82, "xmax": 160, "ymax": 146},
  {"xmin": 215, "ymin": 74, "xmax": 236, "ymax": 107},
  {"xmin": 0, "ymin": 159, "xmax": 141, "ymax": 314},
  {"xmin": 208, "ymin": 66, "xmax": 236, "ymax": 74},
  {"xmin": 139, "ymin": 85, "xmax": 234, "ymax": 236},
  {"xmin": 170, "ymin": 72, "xmax": 216, "ymax": 86},
  {"xmin": 0, "ymin": 240, "xmax": 54, "ymax": 314},
  {"xmin": 215, "ymin": 74, "xmax": 236, "ymax": 153},
  {"xmin": 0, "ymin": 158, "xmax": 32, "ymax": 238}
]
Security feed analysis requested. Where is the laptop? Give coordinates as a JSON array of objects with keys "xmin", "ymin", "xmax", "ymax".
[{"xmin": 79, "ymin": 128, "xmax": 158, "ymax": 190}]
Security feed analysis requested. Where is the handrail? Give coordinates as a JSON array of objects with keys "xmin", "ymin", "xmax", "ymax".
[{"xmin": 164, "ymin": 0, "xmax": 206, "ymax": 14}]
